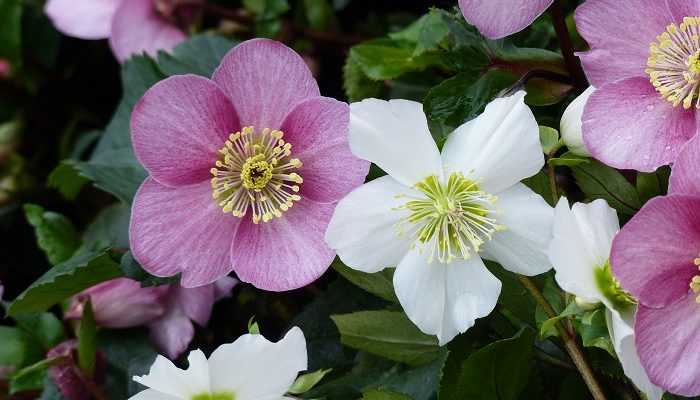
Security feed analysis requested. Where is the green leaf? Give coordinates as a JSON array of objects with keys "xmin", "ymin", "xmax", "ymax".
[
  {"xmin": 7, "ymin": 249, "xmax": 122, "ymax": 316},
  {"xmin": 99, "ymin": 329, "xmax": 159, "ymax": 397},
  {"xmin": 522, "ymin": 170, "xmax": 555, "ymax": 207},
  {"xmin": 572, "ymin": 160, "xmax": 642, "ymax": 215},
  {"xmin": 24, "ymin": 204, "xmax": 80, "ymax": 265},
  {"xmin": 303, "ymin": 0, "xmax": 336, "ymax": 30},
  {"xmin": 119, "ymin": 251, "xmax": 179, "ymax": 287},
  {"xmin": 288, "ymin": 368, "xmax": 332, "ymax": 394},
  {"xmin": 47, "ymin": 161, "xmax": 89, "ymax": 200},
  {"xmin": 548, "ymin": 151, "xmax": 590, "ymax": 167},
  {"xmin": 12, "ymin": 312, "xmax": 66, "ymax": 350},
  {"xmin": 539, "ymin": 301, "xmax": 584, "ymax": 339},
  {"xmin": 331, "ymin": 310, "xmax": 440, "ymax": 366},
  {"xmin": 539, "ymin": 126, "xmax": 561, "ymax": 155},
  {"xmin": 0, "ymin": 326, "xmax": 43, "ymax": 372},
  {"xmin": 362, "ymin": 389, "xmax": 412, "ymax": 400},
  {"xmin": 578, "ymin": 309, "xmax": 615, "ymax": 357},
  {"xmin": 439, "ymin": 328, "xmax": 535, "ymax": 400},
  {"xmin": 389, "ymin": 9, "xmax": 451, "ymax": 56},
  {"xmin": 157, "ymin": 35, "xmax": 236, "ymax": 77},
  {"xmin": 0, "ymin": 0, "xmax": 22, "ymax": 64},
  {"xmin": 636, "ymin": 167, "xmax": 670, "ymax": 203},
  {"xmin": 83, "ymin": 204, "xmax": 131, "ymax": 251},
  {"xmin": 75, "ymin": 148, "xmax": 147, "ymax": 204},
  {"xmin": 350, "ymin": 39, "xmax": 442, "ymax": 81},
  {"xmin": 78, "ymin": 299, "xmax": 97, "ymax": 378},
  {"xmin": 333, "ymin": 262, "xmax": 397, "ymax": 303},
  {"xmin": 343, "ymin": 56, "xmax": 384, "ymax": 102},
  {"xmin": 247, "ymin": 316, "xmax": 260, "ymax": 334},
  {"xmin": 423, "ymin": 69, "xmax": 517, "ymax": 128},
  {"xmin": 9, "ymin": 356, "xmax": 64, "ymax": 394}
]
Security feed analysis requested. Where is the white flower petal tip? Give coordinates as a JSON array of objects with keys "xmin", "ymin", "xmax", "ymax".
[
  {"xmin": 561, "ymin": 87, "xmax": 595, "ymax": 157},
  {"xmin": 130, "ymin": 328, "xmax": 308, "ymax": 400},
  {"xmin": 348, "ymin": 98, "xmax": 442, "ymax": 186},
  {"xmin": 441, "ymin": 91, "xmax": 544, "ymax": 194}
]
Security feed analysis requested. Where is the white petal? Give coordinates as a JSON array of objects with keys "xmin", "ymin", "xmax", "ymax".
[
  {"xmin": 549, "ymin": 198, "xmax": 619, "ymax": 305},
  {"xmin": 325, "ymin": 176, "xmax": 416, "ymax": 273},
  {"xmin": 208, "ymin": 327, "xmax": 307, "ymax": 399},
  {"xmin": 606, "ymin": 309, "xmax": 664, "ymax": 400},
  {"xmin": 560, "ymin": 87, "xmax": 595, "ymax": 157},
  {"xmin": 133, "ymin": 351, "xmax": 210, "ymax": 398},
  {"xmin": 393, "ymin": 249, "xmax": 501, "ymax": 345},
  {"xmin": 349, "ymin": 99, "xmax": 442, "ymax": 186},
  {"xmin": 482, "ymin": 183, "xmax": 553, "ymax": 276},
  {"xmin": 441, "ymin": 91, "xmax": 544, "ymax": 194},
  {"xmin": 128, "ymin": 389, "xmax": 181, "ymax": 400}
]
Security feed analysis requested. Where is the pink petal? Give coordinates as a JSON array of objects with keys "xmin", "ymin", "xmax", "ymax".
[
  {"xmin": 129, "ymin": 178, "xmax": 242, "ymax": 288},
  {"xmin": 148, "ymin": 306, "xmax": 194, "ymax": 360},
  {"xmin": 636, "ymin": 295, "xmax": 700, "ymax": 397},
  {"xmin": 280, "ymin": 97, "xmax": 369, "ymax": 203},
  {"xmin": 66, "ymin": 278, "xmax": 169, "ymax": 328},
  {"xmin": 213, "ymin": 276, "xmax": 238, "ymax": 301},
  {"xmin": 458, "ymin": 0, "xmax": 553, "ymax": 39},
  {"xmin": 582, "ymin": 77, "xmax": 697, "ymax": 172},
  {"xmin": 575, "ymin": 0, "xmax": 673, "ymax": 86},
  {"xmin": 45, "ymin": 0, "xmax": 121, "ymax": 39},
  {"xmin": 670, "ymin": 133, "xmax": 700, "ymax": 196},
  {"xmin": 666, "ymin": 0, "xmax": 700, "ymax": 21},
  {"xmin": 212, "ymin": 39, "xmax": 320, "ymax": 130},
  {"xmin": 172, "ymin": 284, "xmax": 215, "ymax": 326},
  {"xmin": 231, "ymin": 199, "xmax": 336, "ymax": 291},
  {"xmin": 109, "ymin": 0, "xmax": 187, "ymax": 63},
  {"xmin": 611, "ymin": 195, "xmax": 700, "ymax": 307},
  {"xmin": 131, "ymin": 74, "xmax": 240, "ymax": 187}
]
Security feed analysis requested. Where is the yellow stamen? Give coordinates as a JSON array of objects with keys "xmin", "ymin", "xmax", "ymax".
[
  {"xmin": 395, "ymin": 173, "xmax": 504, "ymax": 264},
  {"xmin": 691, "ymin": 256, "xmax": 700, "ymax": 304},
  {"xmin": 210, "ymin": 126, "xmax": 302, "ymax": 223},
  {"xmin": 646, "ymin": 17, "xmax": 700, "ymax": 109}
]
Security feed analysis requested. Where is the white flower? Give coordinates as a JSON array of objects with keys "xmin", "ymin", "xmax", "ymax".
[
  {"xmin": 129, "ymin": 327, "xmax": 307, "ymax": 400},
  {"xmin": 325, "ymin": 91, "xmax": 554, "ymax": 345},
  {"xmin": 548, "ymin": 198, "xmax": 662, "ymax": 400},
  {"xmin": 560, "ymin": 87, "xmax": 595, "ymax": 157}
]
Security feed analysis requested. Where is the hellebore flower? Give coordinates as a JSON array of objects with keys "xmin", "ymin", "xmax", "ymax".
[
  {"xmin": 549, "ymin": 198, "xmax": 662, "ymax": 400},
  {"xmin": 129, "ymin": 39, "xmax": 369, "ymax": 291},
  {"xmin": 130, "ymin": 327, "xmax": 307, "ymax": 400},
  {"xmin": 575, "ymin": 0, "xmax": 700, "ymax": 171},
  {"xmin": 44, "ymin": 0, "xmax": 192, "ymax": 62},
  {"xmin": 611, "ymin": 133, "xmax": 700, "ymax": 396},
  {"xmin": 459, "ymin": 0, "xmax": 553, "ymax": 39},
  {"xmin": 65, "ymin": 277, "xmax": 236, "ymax": 359},
  {"xmin": 560, "ymin": 87, "xmax": 595, "ymax": 157},
  {"xmin": 47, "ymin": 340, "xmax": 107, "ymax": 400},
  {"xmin": 325, "ymin": 91, "xmax": 554, "ymax": 344}
]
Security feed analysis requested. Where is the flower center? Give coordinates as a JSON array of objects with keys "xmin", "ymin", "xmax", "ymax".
[
  {"xmin": 689, "ymin": 256, "xmax": 700, "ymax": 304},
  {"xmin": 210, "ymin": 126, "xmax": 303, "ymax": 224},
  {"xmin": 594, "ymin": 260, "xmax": 635, "ymax": 311},
  {"xmin": 191, "ymin": 392, "xmax": 235, "ymax": 400},
  {"xmin": 396, "ymin": 173, "xmax": 503, "ymax": 264},
  {"xmin": 646, "ymin": 17, "xmax": 700, "ymax": 109}
]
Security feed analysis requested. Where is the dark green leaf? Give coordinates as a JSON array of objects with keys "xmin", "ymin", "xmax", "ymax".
[
  {"xmin": 439, "ymin": 328, "xmax": 535, "ymax": 400},
  {"xmin": 636, "ymin": 167, "xmax": 670, "ymax": 203},
  {"xmin": 157, "ymin": 35, "xmax": 236, "ymax": 77},
  {"xmin": 76, "ymin": 149, "xmax": 147, "ymax": 205},
  {"xmin": 78, "ymin": 300, "xmax": 97, "ymax": 378},
  {"xmin": 350, "ymin": 39, "xmax": 442, "ymax": 81},
  {"xmin": 8, "ymin": 249, "xmax": 122, "ymax": 316},
  {"xmin": 362, "ymin": 389, "xmax": 412, "ymax": 400},
  {"xmin": 83, "ymin": 204, "xmax": 131, "ymax": 251},
  {"xmin": 9, "ymin": 356, "xmax": 64, "ymax": 394},
  {"xmin": 333, "ymin": 262, "xmax": 397, "ymax": 303},
  {"xmin": 0, "ymin": 0, "xmax": 22, "ymax": 64},
  {"xmin": 24, "ymin": 204, "xmax": 80, "ymax": 265},
  {"xmin": 572, "ymin": 160, "xmax": 642, "ymax": 215},
  {"xmin": 548, "ymin": 151, "xmax": 590, "ymax": 167},
  {"xmin": 343, "ymin": 56, "xmax": 385, "ymax": 102},
  {"xmin": 119, "ymin": 251, "xmax": 179, "ymax": 287},
  {"xmin": 0, "ymin": 326, "xmax": 42, "ymax": 372},
  {"xmin": 99, "ymin": 329, "xmax": 158, "ymax": 397},
  {"xmin": 13, "ymin": 312, "xmax": 66, "ymax": 350},
  {"xmin": 289, "ymin": 368, "xmax": 332, "ymax": 395},
  {"xmin": 331, "ymin": 310, "xmax": 440, "ymax": 366},
  {"xmin": 47, "ymin": 161, "xmax": 89, "ymax": 201}
]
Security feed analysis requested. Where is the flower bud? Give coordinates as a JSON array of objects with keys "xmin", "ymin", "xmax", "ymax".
[
  {"xmin": 560, "ymin": 87, "xmax": 595, "ymax": 157},
  {"xmin": 65, "ymin": 278, "xmax": 169, "ymax": 328},
  {"xmin": 47, "ymin": 340, "xmax": 106, "ymax": 400}
]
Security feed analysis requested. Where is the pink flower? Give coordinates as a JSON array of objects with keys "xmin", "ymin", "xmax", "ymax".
[
  {"xmin": 575, "ymin": 1, "xmax": 700, "ymax": 171},
  {"xmin": 129, "ymin": 39, "xmax": 369, "ymax": 291},
  {"xmin": 458, "ymin": 0, "xmax": 553, "ymax": 39},
  {"xmin": 44, "ymin": 0, "xmax": 191, "ymax": 62},
  {"xmin": 611, "ymin": 134, "xmax": 700, "ymax": 396},
  {"xmin": 0, "ymin": 59, "xmax": 9, "ymax": 78},
  {"xmin": 47, "ymin": 340, "xmax": 107, "ymax": 400},
  {"xmin": 66, "ymin": 277, "xmax": 237, "ymax": 359}
]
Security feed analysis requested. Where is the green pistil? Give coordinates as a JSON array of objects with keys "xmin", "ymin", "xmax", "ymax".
[
  {"xmin": 399, "ymin": 173, "xmax": 502, "ymax": 264},
  {"xmin": 191, "ymin": 392, "xmax": 235, "ymax": 400},
  {"xmin": 594, "ymin": 260, "xmax": 636, "ymax": 311}
]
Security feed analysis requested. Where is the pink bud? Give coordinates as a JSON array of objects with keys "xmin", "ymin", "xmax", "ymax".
[
  {"xmin": 47, "ymin": 340, "xmax": 106, "ymax": 400},
  {"xmin": 65, "ymin": 278, "xmax": 169, "ymax": 328}
]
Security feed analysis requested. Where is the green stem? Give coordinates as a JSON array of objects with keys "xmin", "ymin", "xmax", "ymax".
[
  {"xmin": 549, "ymin": 0, "xmax": 587, "ymax": 88},
  {"xmin": 518, "ymin": 276, "xmax": 607, "ymax": 400}
]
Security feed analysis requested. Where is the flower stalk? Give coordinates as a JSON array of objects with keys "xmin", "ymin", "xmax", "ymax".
[
  {"xmin": 518, "ymin": 276, "xmax": 607, "ymax": 400},
  {"xmin": 549, "ymin": 0, "xmax": 587, "ymax": 89}
]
